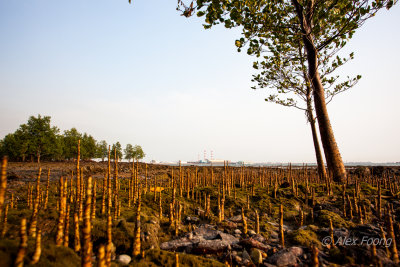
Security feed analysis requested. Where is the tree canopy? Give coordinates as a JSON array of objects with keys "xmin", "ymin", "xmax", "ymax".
[
  {"xmin": 111, "ymin": 142, "xmax": 123, "ymax": 160},
  {"xmin": 124, "ymin": 144, "xmax": 146, "ymax": 161},
  {"xmin": 0, "ymin": 115, "xmax": 60, "ymax": 162},
  {"xmin": 124, "ymin": 144, "xmax": 134, "ymax": 162},
  {"xmin": 96, "ymin": 140, "xmax": 108, "ymax": 162},
  {"xmin": 0, "ymin": 115, "xmax": 145, "ymax": 162},
  {"xmin": 133, "ymin": 145, "xmax": 146, "ymax": 160}
]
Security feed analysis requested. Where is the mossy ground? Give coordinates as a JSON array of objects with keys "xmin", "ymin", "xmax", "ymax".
[
  {"xmin": 1, "ymin": 162, "xmax": 398, "ymax": 266},
  {"xmin": 0, "ymin": 239, "xmax": 80, "ymax": 267},
  {"xmin": 127, "ymin": 249, "xmax": 225, "ymax": 267},
  {"xmin": 287, "ymin": 229, "xmax": 322, "ymax": 249}
]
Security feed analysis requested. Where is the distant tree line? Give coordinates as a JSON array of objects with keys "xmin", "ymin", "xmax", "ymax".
[{"xmin": 0, "ymin": 115, "xmax": 145, "ymax": 162}]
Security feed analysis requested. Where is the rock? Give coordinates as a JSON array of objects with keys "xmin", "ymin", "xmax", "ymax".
[
  {"xmin": 234, "ymin": 255, "xmax": 242, "ymax": 263},
  {"xmin": 116, "ymin": 254, "xmax": 131, "ymax": 266},
  {"xmin": 288, "ymin": 247, "xmax": 303, "ymax": 257},
  {"xmin": 269, "ymin": 238, "xmax": 279, "ymax": 243},
  {"xmin": 229, "ymin": 215, "xmax": 243, "ymax": 223},
  {"xmin": 350, "ymin": 224, "xmax": 381, "ymax": 240},
  {"xmin": 234, "ymin": 229, "xmax": 242, "ymax": 235},
  {"xmin": 240, "ymin": 238, "xmax": 271, "ymax": 252},
  {"xmin": 243, "ymin": 249, "xmax": 251, "ymax": 261},
  {"xmin": 267, "ymin": 249, "xmax": 297, "ymax": 267},
  {"xmin": 248, "ymin": 230, "xmax": 256, "ymax": 235},
  {"xmin": 269, "ymin": 231, "xmax": 279, "ymax": 239},
  {"xmin": 251, "ymin": 248, "xmax": 263, "ymax": 264},
  {"xmin": 160, "ymin": 238, "xmax": 193, "ymax": 251},
  {"xmin": 243, "ymin": 259, "xmax": 250, "ymax": 265},
  {"xmin": 149, "ymin": 220, "xmax": 158, "ymax": 225},
  {"xmin": 317, "ymin": 227, "xmax": 351, "ymax": 247},
  {"xmin": 223, "ymin": 221, "xmax": 238, "ymax": 229},
  {"xmin": 160, "ymin": 224, "xmax": 239, "ymax": 254},
  {"xmin": 186, "ymin": 216, "xmax": 200, "ymax": 223},
  {"xmin": 193, "ymin": 233, "xmax": 239, "ymax": 254},
  {"xmin": 253, "ymin": 234, "xmax": 266, "ymax": 243},
  {"xmin": 232, "ymin": 243, "xmax": 243, "ymax": 251}
]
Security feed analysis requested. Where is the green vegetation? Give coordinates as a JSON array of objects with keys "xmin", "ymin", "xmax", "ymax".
[
  {"xmin": 125, "ymin": 144, "xmax": 145, "ymax": 162},
  {"xmin": 316, "ymin": 209, "xmax": 354, "ymax": 228},
  {"xmin": 111, "ymin": 142, "xmax": 123, "ymax": 160},
  {"xmin": 0, "ymin": 239, "xmax": 80, "ymax": 267},
  {"xmin": 287, "ymin": 229, "xmax": 321, "ymax": 249},
  {"xmin": 0, "ymin": 115, "xmax": 145, "ymax": 162}
]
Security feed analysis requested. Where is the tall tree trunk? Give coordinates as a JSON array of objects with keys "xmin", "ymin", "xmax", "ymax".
[
  {"xmin": 293, "ymin": 0, "xmax": 346, "ymax": 182},
  {"xmin": 301, "ymin": 41, "xmax": 327, "ymax": 182},
  {"xmin": 307, "ymin": 99, "xmax": 327, "ymax": 181},
  {"xmin": 305, "ymin": 48, "xmax": 346, "ymax": 182}
]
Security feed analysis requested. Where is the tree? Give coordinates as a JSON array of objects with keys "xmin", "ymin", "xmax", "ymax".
[
  {"xmin": 124, "ymin": 144, "xmax": 135, "ymax": 162},
  {"xmin": 81, "ymin": 133, "xmax": 97, "ymax": 160},
  {"xmin": 25, "ymin": 115, "xmax": 59, "ymax": 163},
  {"xmin": 0, "ymin": 115, "xmax": 106, "ymax": 162},
  {"xmin": 132, "ymin": 145, "xmax": 145, "ymax": 161},
  {"xmin": 96, "ymin": 140, "xmax": 108, "ymax": 162},
  {"xmin": 111, "ymin": 142, "xmax": 123, "ymax": 160},
  {"xmin": 62, "ymin": 128, "xmax": 82, "ymax": 160},
  {"xmin": 1, "ymin": 125, "xmax": 31, "ymax": 162},
  {"xmin": 1, "ymin": 134, "xmax": 20, "ymax": 161},
  {"xmin": 53, "ymin": 134, "xmax": 65, "ymax": 161},
  {"xmin": 191, "ymin": 0, "xmax": 396, "ymax": 182},
  {"xmin": 0, "ymin": 115, "xmax": 61, "ymax": 162},
  {"xmin": 251, "ymin": 39, "xmax": 359, "ymax": 180}
]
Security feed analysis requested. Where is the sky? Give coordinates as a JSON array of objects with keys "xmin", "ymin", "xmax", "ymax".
[{"xmin": 0, "ymin": 1, "xmax": 399, "ymax": 163}]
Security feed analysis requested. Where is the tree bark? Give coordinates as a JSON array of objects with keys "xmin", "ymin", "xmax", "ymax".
[
  {"xmin": 307, "ymin": 99, "xmax": 327, "ymax": 181},
  {"xmin": 292, "ymin": 0, "xmax": 346, "ymax": 182},
  {"xmin": 301, "ymin": 41, "xmax": 328, "ymax": 182},
  {"xmin": 305, "ymin": 46, "xmax": 346, "ymax": 182}
]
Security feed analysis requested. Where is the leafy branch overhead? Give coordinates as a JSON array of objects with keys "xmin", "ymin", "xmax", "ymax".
[
  {"xmin": 192, "ymin": 0, "xmax": 395, "ymax": 109},
  {"xmin": 173, "ymin": 1, "xmax": 396, "ymax": 113}
]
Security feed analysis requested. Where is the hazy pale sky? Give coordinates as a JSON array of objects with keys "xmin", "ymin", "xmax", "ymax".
[{"xmin": 0, "ymin": 1, "xmax": 399, "ymax": 163}]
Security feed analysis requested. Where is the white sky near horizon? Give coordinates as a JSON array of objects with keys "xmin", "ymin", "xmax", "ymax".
[{"xmin": 0, "ymin": 1, "xmax": 399, "ymax": 163}]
